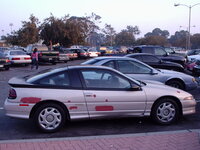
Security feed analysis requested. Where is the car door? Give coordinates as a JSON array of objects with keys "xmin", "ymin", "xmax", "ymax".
[
  {"xmin": 80, "ymin": 69, "xmax": 146, "ymax": 118},
  {"xmin": 142, "ymin": 55, "xmax": 161, "ymax": 69},
  {"xmin": 115, "ymin": 60, "xmax": 163, "ymax": 82},
  {"xmin": 36, "ymin": 70, "xmax": 89, "ymax": 120}
]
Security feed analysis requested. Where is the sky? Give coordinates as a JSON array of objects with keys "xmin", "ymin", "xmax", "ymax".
[{"xmin": 0, "ymin": 0, "xmax": 200, "ymax": 38}]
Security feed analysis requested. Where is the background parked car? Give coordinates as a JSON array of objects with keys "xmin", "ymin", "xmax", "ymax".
[
  {"xmin": 188, "ymin": 53, "xmax": 200, "ymax": 62},
  {"xmin": 4, "ymin": 65, "xmax": 196, "ymax": 132},
  {"xmin": 4, "ymin": 50, "xmax": 31, "ymax": 65},
  {"xmin": 187, "ymin": 49, "xmax": 200, "ymax": 56},
  {"xmin": 126, "ymin": 53, "xmax": 184, "ymax": 72},
  {"xmin": 87, "ymin": 48, "xmax": 99, "ymax": 57},
  {"xmin": 193, "ymin": 64, "xmax": 200, "ymax": 76},
  {"xmin": 131, "ymin": 45, "xmax": 187, "ymax": 67},
  {"xmin": 163, "ymin": 47, "xmax": 187, "ymax": 58},
  {"xmin": 70, "ymin": 48, "xmax": 88, "ymax": 59},
  {"xmin": 0, "ymin": 51, "xmax": 11, "ymax": 70},
  {"xmin": 82, "ymin": 57, "xmax": 197, "ymax": 90},
  {"xmin": 53, "ymin": 47, "xmax": 69, "ymax": 63},
  {"xmin": 26, "ymin": 45, "xmax": 59, "ymax": 65}
]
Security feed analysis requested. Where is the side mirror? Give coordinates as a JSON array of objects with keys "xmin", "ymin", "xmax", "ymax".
[
  {"xmin": 151, "ymin": 69, "xmax": 158, "ymax": 75},
  {"xmin": 130, "ymin": 84, "xmax": 141, "ymax": 91}
]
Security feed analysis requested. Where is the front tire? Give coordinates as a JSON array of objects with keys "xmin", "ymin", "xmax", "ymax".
[
  {"xmin": 151, "ymin": 98, "xmax": 180, "ymax": 125},
  {"xmin": 166, "ymin": 80, "xmax": 184, "ymax": 90},
  {"xmin": 33, "ymin": 103, "xmax": 66, "ymax": 133}
]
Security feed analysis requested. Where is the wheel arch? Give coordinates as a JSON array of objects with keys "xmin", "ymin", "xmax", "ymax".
[
  {"xmin": 165, "ymin": 78, "xmax": 185, "ymax": 89},
  {"xmin": 150, "ymin": 96, "xmax": 183, "ymax": 117},
  {"xmin": 29, "ymin": 100, "xmax": 70, "ymax": 121}
]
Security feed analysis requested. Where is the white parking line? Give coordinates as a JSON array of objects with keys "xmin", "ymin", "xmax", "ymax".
[{"xmin": 0, "ymin": 107, "xmax": 4, "ymax": 110}]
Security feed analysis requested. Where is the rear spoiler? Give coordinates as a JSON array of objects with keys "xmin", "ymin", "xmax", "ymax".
[{"xmin": 8, "ymin": 77, "xmax": 32, "ymax": 87}]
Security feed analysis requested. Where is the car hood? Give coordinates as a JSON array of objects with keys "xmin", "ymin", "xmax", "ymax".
[
  {"xmin": 142, "ymin": 80, "xmax": 193, "ymax": 100},
  {"xmin": 160, "ymin": 55, "xmax": 185, "ymax": 61},
  {"xmin": 158, "ymin": 69, "xmax": 191, "ymax": 77}
]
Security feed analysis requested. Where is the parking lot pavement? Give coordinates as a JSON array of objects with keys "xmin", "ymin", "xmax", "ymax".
[{"xmin": 0, "ymin": 130, "xmax": 200, "ymax": 150}]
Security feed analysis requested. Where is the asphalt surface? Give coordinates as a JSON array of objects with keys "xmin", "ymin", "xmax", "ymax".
[{"xmin": 0, "ymin": 59, "xmax": 200, "ymax": 141}]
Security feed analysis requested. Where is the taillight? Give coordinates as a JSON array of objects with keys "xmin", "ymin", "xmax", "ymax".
[
  {"xmin": 24, "ymin": 57, "xmax": 31, "ymax": 60},
  {"xmin": 8, "ymin": 88, "xmax": 17, "ymax": 99},
  {"xmin": 6, "ymin": 59, "xmax": 10, "ymax": 63},
  {"xmin": 12, "ymin": 58, "xmax": 20, "ymax": 60}
]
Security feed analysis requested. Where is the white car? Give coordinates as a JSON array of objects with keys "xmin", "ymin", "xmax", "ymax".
[
  {"xmin": 4, "ymin": 50, "xmax": 31, "ymax": 65},
  {"xmin": 4, "ymin": 66, "xmax": 196, "ymax": 133},
  {"xmin": 188, "ymin": 54, "xmax": 200, "ymax": 62},
  {"xmin": 87, "ymin": 48, "xmax": 99, "ymax": 57}
]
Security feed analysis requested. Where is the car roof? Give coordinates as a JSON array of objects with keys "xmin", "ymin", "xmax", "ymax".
[
  {"xmin": 126, "ymin": 53, "xmax": 157, "ymax": 57},
  {"xmin": 134, "ymin": 45, "xmax": 162, "ymax": 48}
]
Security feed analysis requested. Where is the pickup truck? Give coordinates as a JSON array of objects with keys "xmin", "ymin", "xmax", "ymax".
[{"xmin": 26, "ymin": 45, "xmax": 59, "ymax": 65}]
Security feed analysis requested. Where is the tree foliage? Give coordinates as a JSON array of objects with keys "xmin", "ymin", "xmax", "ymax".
[
  {"xmin": 102, "ymin": 24, "xmax": 116, "ymax": 46},
  {"xmin": 169, "ymin": 30, "xmax": 187, "ymax": 48},
  {"xmin": 4, "ymin": 14, "xmax": 40, "ymax": 47},
  {"xmin": 145, "ymin": 28, "xmax": 169, "ymax": 38},
  {"xmin": 115, "ymin": 26, "xmax": 140, "ymax": 46}
]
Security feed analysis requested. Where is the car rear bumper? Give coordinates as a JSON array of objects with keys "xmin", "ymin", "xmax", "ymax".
[
  {"xmin": 11, "ymin": 60, "xmax": 31, "ymax": 64},
  {"xmin": 4, "ymin": 99, "xmax": 33, "ymax": 119}
]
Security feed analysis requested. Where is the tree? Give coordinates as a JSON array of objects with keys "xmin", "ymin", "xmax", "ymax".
[
  {"xmin": 191, "ymin": 34, "xmax": 200, "ymax": 49},
  {"xmin": 115, "ymin": 30, "xmax": 135, "ymax": 46},
  {"xmin": 115, "ymin": 25, "xmax": 140, "ymax": 46},
  {"xmin": 40, "ymin": 14, "xmax": 69, "ymax": 47},
  {"xmin": 136, "ymin": 35, "xmax": 168, "ymax": 46},
  {"xmin": 102, "ymin": 24, "xmax": 116, "ymax": 46},
  {"xmin": 169, "ymin": 30, "xmax": 188, "ymax": 48},
  {"xmin": 5, "ymin": 14, "xmax": 40, "ymax": 47},
  {"xmin": 145, "ymin": 28, "xmax": 169, "ymax": 38}
]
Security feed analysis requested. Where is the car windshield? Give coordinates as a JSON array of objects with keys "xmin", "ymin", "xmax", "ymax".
[
  {"xmin": 164, "ymin": 48, "xmax": 174, "ymax": 54},
  {"xmin": 0, "ymin": 52, "xmax": 6, "ymax": 57},
  {"xmin": 10, "ymin": 50, "xmax": 26, "ymax": 55}
]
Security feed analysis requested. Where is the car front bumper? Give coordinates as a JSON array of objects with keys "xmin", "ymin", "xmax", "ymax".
[
  {"xmin": 185, "ymin": 81, "xmax": 198, "ymax": 91},
  {"xmin": 180, "ymin": 98, "xmax": 196, "ymax": 115}
]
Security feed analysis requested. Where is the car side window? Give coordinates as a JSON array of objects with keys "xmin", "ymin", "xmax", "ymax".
[
  {"xmin": 81, "ymin": 70, "xmax": 131, "ymax": 89},
  {"xmin": 132, "ymin": 55, "xmax": 142, "ymax": 61},
  {"xmin": 154, "ymin": 48, "xmax": 167, "ymax": 56},
  {"xmin": 38, "ymin": 72, "xmax": 70, "ymax": 86},
  {"xmin": 142, "ymin": 47, "xmax": 154, "ymax": 53},
  {"xmin": 118, "ymin": 60, "xmax": 152, "ymax": 74},
  {"xmin": 143, "ymin": 56, "xmax": 160, "ymax": 63},
  {"xmin": 103, "ymin": 61, "xmax": 115, "ymax": 69}
]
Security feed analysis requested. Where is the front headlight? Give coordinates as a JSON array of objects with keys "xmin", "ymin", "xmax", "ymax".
[
  {"xmin": 192, "ymin": 78, "xmax": 196, "ymax": 82},
  {"xmin": 183, "ymin": 96, "xmax": 194, "ymax": 100}
]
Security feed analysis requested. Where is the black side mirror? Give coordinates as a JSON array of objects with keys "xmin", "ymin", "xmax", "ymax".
[{"xmin": 130, "ymin": 84, "xmax": 141, "ymax": 91}]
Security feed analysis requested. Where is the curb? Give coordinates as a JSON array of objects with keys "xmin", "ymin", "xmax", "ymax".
[{"xmin": 1, "ymin": 129, "xmax": 200, "ymax": 144}]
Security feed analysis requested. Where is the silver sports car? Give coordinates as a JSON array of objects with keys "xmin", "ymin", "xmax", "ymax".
[
  {"xmin": 82, "ymin": 57, "xmax": 198, "ymax": 91},
  {"xmin": 4, "ymin": 66, "xmax": 196, "ymax": 132}
]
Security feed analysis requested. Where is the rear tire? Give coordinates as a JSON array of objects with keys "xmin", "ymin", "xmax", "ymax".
[
  {"xmin": 33, "ymin": 103, "xmax": 66, "ymax": 133},
  {"xmin": 151, "ymin": 98, "xmax": 180, "ymax": 125}
]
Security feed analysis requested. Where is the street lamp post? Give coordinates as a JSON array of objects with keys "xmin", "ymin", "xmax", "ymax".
[{"xmin": 174, "ymin": 3, "xmax": 200, "ymax": 50}]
